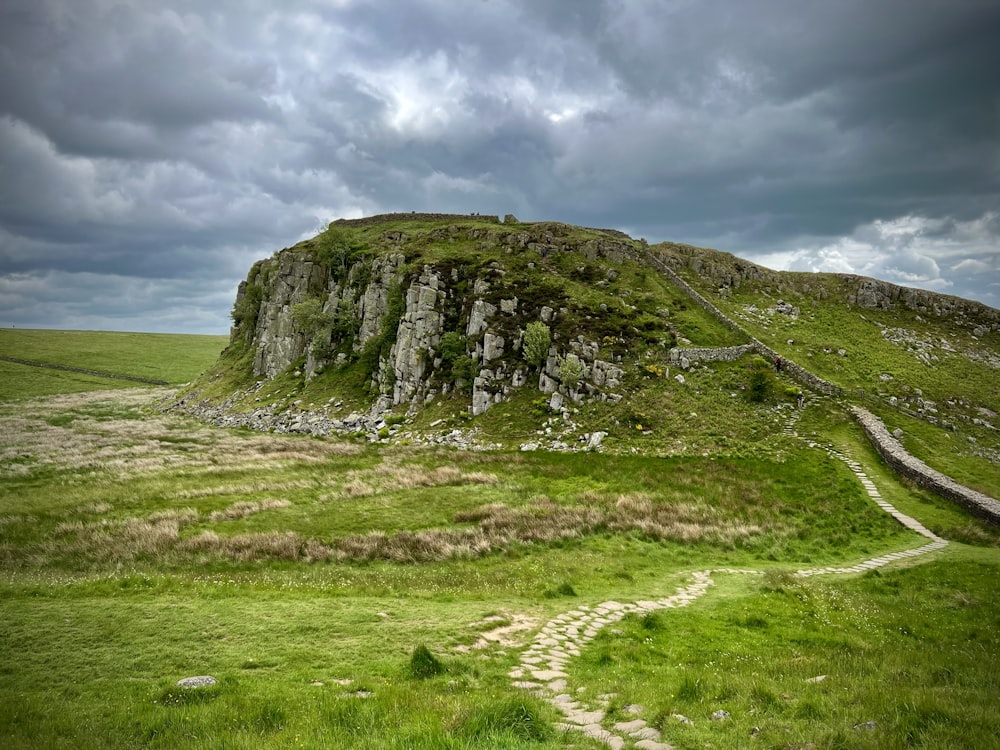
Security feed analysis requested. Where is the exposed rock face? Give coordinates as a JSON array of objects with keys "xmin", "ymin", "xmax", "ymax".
[
  {"xmin": 229, "ymin": 218, "xmax": 643, "ymax": 418},
  {"xmin": 251, "ymin": 251, "xmax": 323, "ymax": 378},
  {"xmin": 851, "ymin": 276, "xmax": 1000, "ymax": 323},
  {"xmin": 228, "ymin": 213, "xmax": 998, "ymax": 426},
  {"xmin": 357, "ymin": 254, "xmax": 406, "ymax": 348},
  {"xmin": 392, "ymin": 266, "xmax": 446, "ymax": 405}
]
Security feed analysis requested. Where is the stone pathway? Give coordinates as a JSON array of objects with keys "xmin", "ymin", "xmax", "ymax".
[{"xmin": 511, "ymin": 403, "xmax": 947, "ymax": 749}]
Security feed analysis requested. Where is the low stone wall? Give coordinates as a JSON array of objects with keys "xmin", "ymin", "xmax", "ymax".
[
  {"xmin": 749, "ymin": 341, "xmax": 842, "ymax": 397},
  {"xmin": 646, "ymin": 251, "xmax": 842, "ymax": 396},
  {"xmin": 670, "ymin": 345, "xmax": 753, "ymax": 365},
  {"xmin": 0, "ymin": 355, "xmax": 169, "ymax": 386},
  {"xmin": 332, "ymin": 213, "xmax": 501, "ymax": 228},
  {"xmin": 851, "ymin": 406, "xmax": 1000, "ymax": 525}
]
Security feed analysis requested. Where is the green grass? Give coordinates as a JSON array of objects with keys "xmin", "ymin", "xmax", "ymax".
[
  {"xmin": 0, "ymin": 359, "xmax": 143, "ymax": 399},
  {"xmin": 2, "ymin": 283, "xmax": 999, "ymax": 749},
  {"xmin": 0, "ymin": 329, "xmax": 228, "ymax": 399},
  {"xmin": 571, "ymin": 555, "xmax": 1000, "ymax": 749},
  {"xmin": 3, "ymin": 383, "xmax": 999, "ymax": 747},
  {"xmin": 0, "ymin": 388, "xmax": 913, "ymax": 575}
]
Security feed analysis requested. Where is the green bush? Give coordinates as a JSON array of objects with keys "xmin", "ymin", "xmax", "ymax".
[
  {"xmin": 291, "ymin": 299, "xmax": 334, "ymax": 336},
  {"xmin": 439, "ymin": 331, "xmax": 467, "ymax": 363},
  {"xmin": 314, "ymin": 226, "xmax": 362, "ymax": 273},
  {"xmin": 230, "ymin": 282, "xmax": 263, "ymax": 331},
  {"xmin": 747, "ymin": 356, "xmax": 777, "ymax": 403},
  {"xmin": 452, "ymin": 356, "xmax": 477, "ymax": 391},
  {"xmin": 558, "ymin": 354, "xmax": 585, "ymax": 389},
  {"xmin": 523, "ymin": 322, "xmax": 551, "ymax": 368},
  {"xmin": 408, "ymin": 644, "xmax": 444, "ymax": 679}
]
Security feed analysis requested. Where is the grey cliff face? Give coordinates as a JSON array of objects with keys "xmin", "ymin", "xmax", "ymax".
[{"xmin": 230, "ymin": 221, "xmax": 638, "ymax": 418}]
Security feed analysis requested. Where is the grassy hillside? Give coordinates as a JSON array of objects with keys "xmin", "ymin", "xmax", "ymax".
[
  {"xmin": 0, "ymin": 329, "xmax": 228, "ymax": 400},
  {"xmin": 1, "ymin": 384, "xmax": 999, "ymax": 747},
  {"xmin": 659, "ymin": 248, "xmax": 1000, "ymax": 498}
]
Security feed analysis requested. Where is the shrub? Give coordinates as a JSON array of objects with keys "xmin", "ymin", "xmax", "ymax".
[
  {"xmin": 291, "ymin": 299, "xmax": 334, "ymax": 336},
  {"xmin": 451, "ymin": 356, "xmax": 477, "ymax": 391},
  {"xmin": 523, "ymin": 322, "xmax": 551, "ymax": 368},
  {"xmin": 746, "ymin": 356, "xmax": 777, "ymax": 403},
  {"xmin": 558, "ymin": 354, "xmax": 585, "ymax": 389},
  {"xmin": 314, "ymin": 226, "xmax": 362, "ymax": 273},
  {"xmin": 408, "ymin": 644, "xmax": 444, "ymax": 679},
  {"xmin": 230, "ymin": 282, "xmax": 263, "ymax": 331},
  {"xmin": 439, "ymin": 331, "xmax": 467, "ymax": 363}
]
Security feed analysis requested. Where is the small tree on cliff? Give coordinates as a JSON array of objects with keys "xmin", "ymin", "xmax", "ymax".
[
  {"xmin": 558, "ymin": 354, "xmax": 584, "ymax": 390},
  {"xmin": 523, "ymin": 322, "xmax": 551, "ymax": 369}
]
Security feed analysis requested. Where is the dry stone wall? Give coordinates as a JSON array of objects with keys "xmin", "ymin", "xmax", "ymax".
[
  {"xmin": 670, "ymin": 345, "xmax": 754, "ymax": 367},
  {"xmin": 851, "ymin": 406, "xmax": 1000, "ymax": 525},
  {"xmin": 0, "ymin": 355, "xmax": 169, "ymax": 385},
  {"xmin": 646, "ymin": 251, "xmax": 842, "ymax": 396},
  {"xmin": 332, "ymin": 212, "xmax": 502, "ymax": 228},
  {"xmin": 646, "ymin": 249, "xmax": 999, "ymax": 523}
]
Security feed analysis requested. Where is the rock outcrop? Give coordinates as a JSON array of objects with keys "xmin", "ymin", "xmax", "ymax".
[{"xmin": 226, "ymin": 217, "xmax": 644, "ymax": 419}]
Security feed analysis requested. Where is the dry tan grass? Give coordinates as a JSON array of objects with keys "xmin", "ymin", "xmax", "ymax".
[
  {"xmin": 0, "ymin": 389, "xmax": 360, "ymax": 481},
  {"xmin": 180, "ymin": 530, "xmax": 308, "ymax": 561},
  {"xmin": 170, "ymin": 480, "xmax": 313, "ymax": 500},
  {"xmin": 147, "ymin": 507, "xmax": 200, "ymax": 525},
  {"xmin": 208, "ymin": 499, "xmax": 291, "ymax": 522},
  {"xmin": 334, "ymin": 528, "xmax": 495, "ymax": 563},
  {"xmin": 337, "ymin": 460, "xmax": 499, "ymax": 499},
  {"xmin": 326, "ymin": 490, "xmax": 773, "ymax": 564},
  {"xmin": 48, "ymin": 517, "xmax": 181, "ymax": 563},
  {"xmin": 342, "ymin": 479, "xmax": 377, "ymax": 498}
]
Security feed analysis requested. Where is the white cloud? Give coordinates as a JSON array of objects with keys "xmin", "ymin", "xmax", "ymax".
[
  {"xmin": 2, "ymin": 0, "xmax": 998, "ymax": 332},
  {"xmin": 748, "ymin": 210, "xmax": 1000, "ymax": 304}
]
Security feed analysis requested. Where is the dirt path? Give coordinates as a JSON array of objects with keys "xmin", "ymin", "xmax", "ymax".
[{"xmin": 509, "ymin": 406, "xmax": 948, "ymax": 749}]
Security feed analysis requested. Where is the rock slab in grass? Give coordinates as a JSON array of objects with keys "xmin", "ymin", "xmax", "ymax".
[{"xmin": 176, "ymin": 675, "xmax": 217, "ymax": 689}]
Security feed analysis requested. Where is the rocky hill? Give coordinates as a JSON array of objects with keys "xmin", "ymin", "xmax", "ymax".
[
  {"xmin": 209, "ymin": 214, "xmax": 682, "ymax": 421},
  {"xmin": 176, "ymin": 213, "xmax": 999, "ymax": 508}
]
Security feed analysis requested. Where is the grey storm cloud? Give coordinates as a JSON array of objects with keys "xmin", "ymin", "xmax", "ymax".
[{"xmin": 0, "ymin": 0, "xmax": 997, "ymax": 333}]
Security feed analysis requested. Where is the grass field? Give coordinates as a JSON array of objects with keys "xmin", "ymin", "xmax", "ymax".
[
  {"xmin": 0, "ymin": 329, "xmax": 228, "ymax": 400},
  {"xmin": 2, "ymin": 331, "xmax": 999, "ymax": 748}
]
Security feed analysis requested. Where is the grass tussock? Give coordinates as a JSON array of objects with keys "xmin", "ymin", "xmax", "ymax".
[
  {"xmin": 147, "ymin": 508, "xmax": 199, "ymax": 525},
  {"xmin": 453, "ymin": 696, "xmax": 554, "ymax": 742},
  {"xmin": 181, "ymin": 530, "xmax": 313, "ymax": 562},
  {"xmin": 207, "ymin": 499, "xmax": 291, "ymax": 522},
  {"xmin": 171, "ymin": 480, "xmax": 313, "ymax": 500},
  {"xmin": 336, "ymin": 495, "xmax": 768, "ymax": 563},
  {"xmin": 49, "ymin": 517, "xmax": 181, "ymax": 563},
  {"xmin": 338, "ymin": 461, "xmax": 499, "ymax": 499}
]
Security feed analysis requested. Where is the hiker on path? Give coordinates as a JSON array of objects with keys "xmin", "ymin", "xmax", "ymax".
[
  {"xmin": 797, "ymin": 392, "xmax": 804, "ymax": 409},
  {"xmin": 775, "ymin": 355, "xmax": 782, "ymax": 373}
]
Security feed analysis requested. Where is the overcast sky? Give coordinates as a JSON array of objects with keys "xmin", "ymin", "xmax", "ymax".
[{"xmin": 1, "ymin": 0, "xmax": 998, "ymax": 335}]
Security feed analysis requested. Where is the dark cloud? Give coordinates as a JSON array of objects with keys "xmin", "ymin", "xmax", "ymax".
[{"xmin": 1, "ymin": 0, "xmax": 997, "ymax": 334}]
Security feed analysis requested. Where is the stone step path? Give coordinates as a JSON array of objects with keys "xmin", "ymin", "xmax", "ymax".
[{"xmin": 511, "ymin": 405, "xmax": 947, "ymax": 749}]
